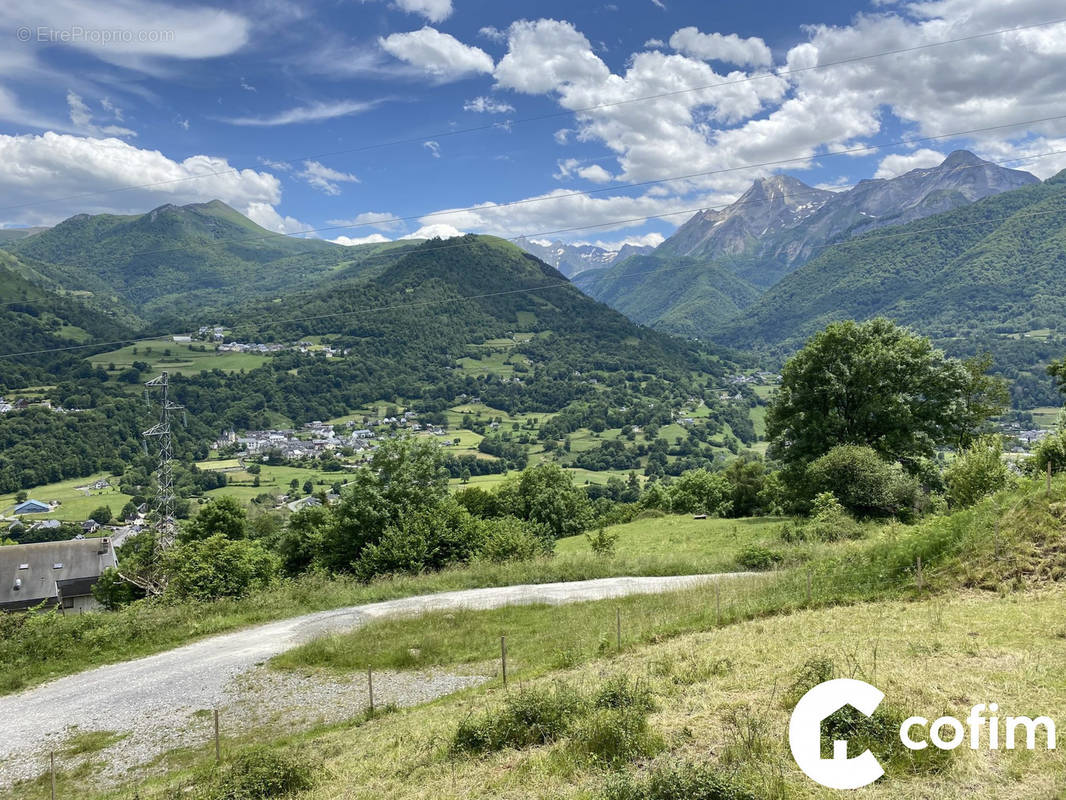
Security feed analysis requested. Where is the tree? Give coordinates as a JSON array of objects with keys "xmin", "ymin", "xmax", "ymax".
[
  {"xmin": 321, "ymin": 436, "xmax": 451, "ymax": 572},
  {"xmin": 15, "ymin": 490, "xmax": 27, "ymax": 503},
  {"xmin": 183, "ymin": 495, "xmax": 247, "ymax": 541},
  {"xmin": 667, "ymin": 469, "xmax": 731, "ymax": 516},
  {"xmin": 495, "ymin": 462, "xmax": 593, "ymax": 538},
  {"xmin": 302, "ymin": 479, "xmax": 313, "ymax": 495},
  {"xmin": 91, "ymin": 567, "xmax": 139, "ymax": 609},
  {"xmin": 767, "ymin": 319, "xmax": 1006, "ymax": 471},
  {"xmin": 89, "ymin": 505, "xmax": 113, "ymax": 525},
  {"xmin": 164, "ymin": 535, "xmax": 279, "ymax": 601}
]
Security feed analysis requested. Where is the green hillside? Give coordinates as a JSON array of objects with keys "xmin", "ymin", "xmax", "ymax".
[
  {"xmin": 6, "ymin": 200, "xmax": 380, "ymax": 320},
  {"xmin": 574, "ymin": 254, "xmax": 761, "ymax": 337},
  {"xmin": 0, "ymin": 250, "xmax": 137, "ymax": 390}
]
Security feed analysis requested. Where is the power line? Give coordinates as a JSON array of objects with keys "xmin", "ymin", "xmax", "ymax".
[
  {"xmin": 1, "ymin": 199, "xmax": 1063, "ymax": 360},
  {"xmin": 3, "ymin": 114, "xmax": 1063, "ymax": 269},
  {"xmin": 1, "ymin": 16, "xmax": 1063, "ymax": 215},
  {"xmin": 0, "ymin": 144, "xmax": 1061, "ymax": 317}
]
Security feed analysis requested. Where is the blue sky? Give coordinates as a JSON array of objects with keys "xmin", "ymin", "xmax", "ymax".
[{"xmin": 1, "ymin": 0, "xmax": 1065, "ymax": 248}]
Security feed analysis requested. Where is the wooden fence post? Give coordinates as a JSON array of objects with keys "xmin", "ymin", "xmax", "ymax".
[
  {"xmin": 500, "ymin": 636, "xmax": 507, "ymax": 687},
  {"xmin": 916, "ymin": 556, "xmax": 924, "ymax": 594},
  {"xmin": 616, "ymin": 607, "xmax": 622, "ymax": 649},
  {"xmin": 1048, "ymin": 461, "xmax": 1053, "ymax": 497},
  {"xmin": 50, "ymin": 750, "xmax": 56, "ymax": 800},
  {"xmin": 806, "ymin": 567, "xmax": 812, "ymax": 606},
  {"xmin": 715, "ymin": 581, "xmax": 721, "ymax": 626},
  {"xmin": 214, "ymin": 709, "xmax": 221, "ymax": 764},
  {"xmin": 367, "ymin": 667, "xmax": 375, "ymax": 716}
]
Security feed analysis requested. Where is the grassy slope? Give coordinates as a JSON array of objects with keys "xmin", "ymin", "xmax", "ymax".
[{"xmin": 8, "ymin": 478, "xmax": 1066, "ymax": 797}]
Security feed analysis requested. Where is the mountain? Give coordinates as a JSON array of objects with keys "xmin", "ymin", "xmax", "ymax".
[
  {"xmin": 578, "ymin": 151, "xmax": 1039, "ymax": 335},
  {"xmin": 514, "ymin": 237, "xmax": 654, "ymax": 277},
  {"xmin": 5, "ymin": 200, "xmax": 390, "ymax": 321},
  {"xmin": 710, "ymin": 171, "xmax": 1066, "ymax": 370},
  {"xmin": 574, "ymin": 255, "xmax": 760, "ymax": 338}
]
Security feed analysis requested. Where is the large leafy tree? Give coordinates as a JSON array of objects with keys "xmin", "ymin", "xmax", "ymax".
[{"xmin": 767, "ymin": 319, "xmax": 1007, "ymax": 471}]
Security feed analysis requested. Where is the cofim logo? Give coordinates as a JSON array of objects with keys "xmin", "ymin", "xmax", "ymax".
[{"xmin": 789, "ymin": 678, "xmax": 1057, "ymax": 790}]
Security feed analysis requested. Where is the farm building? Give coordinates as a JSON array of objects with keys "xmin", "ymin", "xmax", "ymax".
[{"xmin": 13, "ymin": 499, "xmax": 50, "ymax": 514}]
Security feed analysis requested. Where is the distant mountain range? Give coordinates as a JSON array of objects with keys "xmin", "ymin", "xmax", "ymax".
[
  {"xmin": 514, "ymin": 237, "xmax": 655, "ymax": 278},
  {"xmin": 576, "ymin": 151, "xmax": 1040, "ymax": 336}
]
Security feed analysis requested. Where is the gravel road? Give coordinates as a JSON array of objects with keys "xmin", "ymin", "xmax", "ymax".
[{"xmin": 0, "ymin": 573, "xmax": 744, "ymax": 788}]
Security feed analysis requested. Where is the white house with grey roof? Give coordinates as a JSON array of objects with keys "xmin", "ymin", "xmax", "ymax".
[{"xmin": 0, "ymin": 538, "xmax": 118, "ymax": 613}]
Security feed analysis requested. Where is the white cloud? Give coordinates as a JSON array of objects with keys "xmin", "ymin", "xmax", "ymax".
[
  {"xmin": 464, "ymin": 96, "xmax": 515, "ymax": 113},
  {"xmin": 326, "ymin": 211, "xmax": 405, "ymax": 232},
  {"xmin": 392, "ymin": 0, "xmax": 453, "ymax": 23},
  {"xmin": 240, "ymin": 77, "xmax": 256, "ymax": 92},
  {"xmin": 478, "ymin": 26, "xmax": 507, "ymax": 42},
  {"xmin": 331, "ymin": 233, "xmax": 391, "ymax": 245},
  {"xmin": 380, "ymin": 27, "xmax": 494, "ymax": 81},
  {"xmin": 0, "ymin": 0, "xmax": 249, "ymax": 64},
  {"xmin": 0, "ymin": 132, "xmax": 291, "ymax": 229},
  {"xmin": 644, "ymin": 38, "xmax": 665, "ymax": 48},
  {"xmin": 494, "ymin": 19, "xmax": 610, "ymax": 94},
  {"xmin": 578, "ymin": 164, "xmax": 613, "ymax": 183},
  {"xmin": 424, "ymin": 140, "xmax": 441, "ymax": 158},
  {"xmin": 66, "ymin": 91, "xmax": 135, "ymax": 137},
  {"xmin": 402, "ymin": 223, "xmax": 464, "ymax": 239},
  {"xmin": 246, "ymin": 202, "xmax": 307, "ymax": 235},
  {"xmin": 573, "ymin": 232, "xmax": 666, "ymax": 250},
  {"xmin": 874, "ymin": 148, "xmax": 947, "ymax": 178},
  {"xmin": 298, "ymin": 160, "xmax": 359, "ymax": 195},
  {"xmin": 668, "ymin": 27, "xmax": 773, "ymax": 68},
  {"xmin": 221, "ymin": 100, "xmax": 377, "ymax": 126}
]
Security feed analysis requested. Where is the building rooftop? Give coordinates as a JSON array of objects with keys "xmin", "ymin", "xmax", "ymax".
[{"xmin": 0, "ymin": 538, "xmax": 117, "ymax": 611}]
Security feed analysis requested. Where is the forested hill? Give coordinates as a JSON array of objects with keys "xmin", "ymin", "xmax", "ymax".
[
  {"xmin": 227, "ymin": 234, "xmax": 725, "ymax": 387},
  {"xmin": 4, "ymin": 200, "xmax": 402, "ymax": 320},
  {"xmin": 0, "ymin": 250, "xmax": 136, "ymax": 391}
]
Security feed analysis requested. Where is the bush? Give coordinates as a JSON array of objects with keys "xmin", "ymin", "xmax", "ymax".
[
  {"xmin": 801, "ymin": 492, "xmax": 865, "ymax": 542},
  {"xmin": 945, "ymin": 435, "xmax": 1012, "ymax": 507},
  {"xmin": 735, "ymin": 544, "xmax": 784, "ymax": 571},
  {"xmin": 586, "ymin": 527, "xmax": 620, "ymax": 557},
  {"xmin": 478, "ymin": 516, "xmax": 554, "ymax": 563},
  {"xmin": 602, "ymin": 761, "xmax": 758, "ymax": 800},
  {"xmin": 572, "ymin": 706, "xmax": 662, "ymax": 766},
  {"xmin": 667, "ymin": 469, "xmax": 731, "ymax": 516},
  {"xmin": 352, "ymin": 501, "xmax": 482, "ymax": 580},
  {"xmin": 593, "ymin": 675, "xmax": 656, "ymax": 714},
  {"xmin": 451, "ymin": 683, "xmax": 584, "ymax": 755},
  {"xmin": 163, "ymin": 535, "xmax": 280, "ymax": 602},
  {"xmin": 89, "ymin": 505, "xmax": 112, "ymax": 524},
  {"xmin": 805, "ymin": 445, "xmax": 922, "ymax": 518},
  {"xmin": 179, "ymin": 747, "xmax": 319, "ymax": 799},
  {"xmin": 1026, "ymin": 430, "xmax": 1066, "ymax": 480}
]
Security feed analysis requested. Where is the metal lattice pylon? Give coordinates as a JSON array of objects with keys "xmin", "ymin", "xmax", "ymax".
[{"xmin": 143, "ymin": 372, "xmax": 184, "ymax": 551}]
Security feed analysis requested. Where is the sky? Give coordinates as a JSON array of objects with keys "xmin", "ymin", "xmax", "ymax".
[{"xmin": 1, "ymin": 0, "xmax": 1065, "ymax": 249}]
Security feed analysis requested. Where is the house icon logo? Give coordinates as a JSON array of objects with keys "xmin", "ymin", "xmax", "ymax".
[{"xmin": 789, "ymin": 678, "xmax": 886, "ymax": 789}]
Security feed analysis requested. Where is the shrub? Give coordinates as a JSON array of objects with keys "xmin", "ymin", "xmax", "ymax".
[
  {"xmin": 602, "ymin": 761, "xmax": 759, "ymax": 800},
  {"xmin": 735, "ymin": 544, "xmax": 784, "ymax": 571},
  {"xmin": 805, "ymin": 445, "xmax": 922, "ymax": 518},
  {"xmin": 1027, "ymin": 430, "xmax": 1066, "ymax": 479},
  {"xmin": 451, "ymin": 683, "xmax": 584, "ymax": 755},
  {"xmin": 179, "ymin": 747, "xmax": 319, "ymax": 799},
  {"xmin": 593, "ymin": 675, "xmax": 657, "ymax": 714},
  {"xmin": 163, "ymin": 535, "xmax": 280, "ymax": 602},
  {"xmin": 478, "ymin": 516, "xmax": 554, "ymax": 563},
  {"xmin": 586, "ymin": 527, "xmax": 620, "ymax": 557},
  {"xmin": 801, "ymin": 492, "xmax": 865, "ymax": 542},
  {"xmin": 945, "ymin": 435, "xmax": 1011, "ymax": 507},
  {"xmin": 572, "ymin": 706, "xmax": 662, "ymax": 766},
  {"xmin": 667, "ymin": 469, "xmax": 731, "ymax": 516}
]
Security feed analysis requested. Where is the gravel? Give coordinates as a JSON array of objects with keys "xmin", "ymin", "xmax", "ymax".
[{"xmin": 0, "ymin": 573, "xmax": 742, "ymax": 788}]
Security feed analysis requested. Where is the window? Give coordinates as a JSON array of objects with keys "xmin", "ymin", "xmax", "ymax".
[
  {"xmin": 17, "ymin": 564, "xmax": 28, "ymax": 570},
  {"xmin": 62, "ymin": 597, "xmax": 74, "ymax": 609},
  {"xmin": 53, "ymin": 563, "xmax": 63, "ymax": 569}
]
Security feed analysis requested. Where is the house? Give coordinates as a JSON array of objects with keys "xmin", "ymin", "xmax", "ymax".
[
  {"xmin": 81, "ymin": 520, "xmax": 101, "ymax": 534},
  {"xmin": 14, "ymin": 499, "xmax": 50, "ymax": 515},
  {"xmin": 0, "ymin": 538, "xmax": 118, "ymax": 613}
]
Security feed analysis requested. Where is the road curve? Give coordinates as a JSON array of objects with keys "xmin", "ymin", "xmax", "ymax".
[{"xmin": 0, "ymin": 573, "xmax": 745, "ymax": 786}]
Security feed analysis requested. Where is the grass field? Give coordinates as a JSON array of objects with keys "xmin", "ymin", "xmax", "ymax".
[
  {"xmin": 0, "ymin": 473, "xmax": 133, "ymax": 523},
  {"xmin": 88, "ymin": 338, "xmax": 271, "ymax": 377}
]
